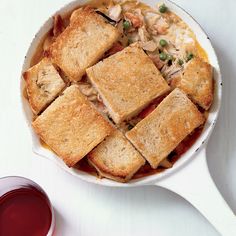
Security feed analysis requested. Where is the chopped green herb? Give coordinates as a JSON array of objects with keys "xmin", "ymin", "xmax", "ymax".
[
  {"xmin": 128, "ymin": 38, "xmax": 133, "ymax": 45},
  {"xmin": 167, "ymin": 54, "xmax": 174, "ymax": 61},
  {"xmin": 127, "ymin": 124, "xmax": 134, "ymax": 130},
  {"xmin": 186, "ymin": 53, "xmax": 194, "ymax": 62},
  {"xmin": 159, "ymin": 52, "xmax": 167, "ymax": 61},
  {"xmin": 159, "ymin": 39, "xmax": 168, "ymax": 47},
  {"xmin": 178, "ymin": 59, "xmax": 184, "ymax": 66},
  {"xmin": 159, "ymin": 4, "xmax": 168, "ymax": 13},
  {"xmin": 123, "ymin": 20, "xmax": 131, "ymax": 30}
]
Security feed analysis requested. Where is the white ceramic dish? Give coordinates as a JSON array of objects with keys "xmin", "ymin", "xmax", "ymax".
[{"xmin": 20, "ymin": 0, "xmax": 236, "ymax": 235}]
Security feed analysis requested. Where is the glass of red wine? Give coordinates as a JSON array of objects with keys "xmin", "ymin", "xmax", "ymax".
[{"xmin": 0, "ymin": 176, "xmax": 55, "ymax": 236}]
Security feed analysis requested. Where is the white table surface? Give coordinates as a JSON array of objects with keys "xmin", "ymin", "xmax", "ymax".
[{"xmin": 0, "ymin": 0, "xmax": 235, "ymax": 235}]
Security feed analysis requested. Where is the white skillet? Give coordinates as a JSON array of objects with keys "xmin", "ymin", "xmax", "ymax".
[{"xmin": 20, "ymin": 0, "xmax": 236, "ymax": 235}]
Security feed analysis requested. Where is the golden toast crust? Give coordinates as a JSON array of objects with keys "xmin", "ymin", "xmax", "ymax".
[
  {"xmin": 23, "ymin": 58, "xmax": 65, "ymax": 114},
  {"xmin": 126, "ymin": 88, "xmax": 205, "ymax": 168},
  {"xmin": 49, "ymin": 7, "xmax": 119, "ymax": 81},
  {"xmin": 33, "ymin": 85, "xmax": 114, "ymax": 167},
  {"xmin": 88, "ymin": 131, "xmax": 145, "ymax": 182},
  {"xmin": 87, "ymin": 45, "xmax": 170, "ymax": 124},
  {"xmin": 171, "ymin": 57, "xmax": 213, "ymax": 110}
]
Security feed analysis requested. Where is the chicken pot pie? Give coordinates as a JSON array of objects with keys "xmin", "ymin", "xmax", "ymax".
[{"xmin": 23, "ymin": 0, "xmax": 214, "ymax": 182}]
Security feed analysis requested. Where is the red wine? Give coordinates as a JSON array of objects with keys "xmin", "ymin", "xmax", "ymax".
[{"xmin": 0, "ymin": 186, "xmax": 52, "ymax": 236}]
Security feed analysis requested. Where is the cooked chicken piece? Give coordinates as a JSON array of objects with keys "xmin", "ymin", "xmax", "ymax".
[
  {"xmin": 147, "ymin": 52, "xmax": 165, "ymax": 70},
  {"xmin": 161, "ymin": 64, "xmax": 182, "ymax": 80},
  {"xmin": 134, "ymin": 8, "xmax": 144, "ymax": 22},
  {"xmin": 108, "ymin": 5, "xmax": 122, "ymax": 21},
  {"xmin": 153, "ymin": 17, "xmax": 169, "ymax": 35},
  {"xmin": 145, "ymin": 13, "xmax": 161, "ymax": 28},
  {"xmin": 125, "ymin": 12, "xmax": 143, "ymax": 28},
  {"xmin": 138, "ymin": 26, "xmax": 150, "ymax": 42},
  {"xmin": 127, "ymin": 31, "xmax": 140, "ymax": 43}
]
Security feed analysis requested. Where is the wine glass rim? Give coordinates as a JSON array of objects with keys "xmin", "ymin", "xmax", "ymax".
[{"xmin": 0, "ymin": 175, "xmax": 55, "ymax": 236}]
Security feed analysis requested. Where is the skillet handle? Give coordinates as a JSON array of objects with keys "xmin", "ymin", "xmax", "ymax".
[{"xmin": 155, "ymin": 148, "xmax": 236, "ymax": 236}]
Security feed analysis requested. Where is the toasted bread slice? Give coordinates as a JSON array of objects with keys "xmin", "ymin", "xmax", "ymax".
[
  {"xmin": 86, "ymin": 45, "xmax": 170, "ymax": 124},
  {"xmin": 23, "ymin": 58, "xmax": 66, "ymax": 114},
  {"xmin": 126, "ymin": 89, "xmax": 205, "ymax": 169},
  {"xmin": 32, "ymin": 85, "xmax": 114, "ymax": 167},
  {"xmin": 171, "ymin": 57, "xmax": 213, "ymax": 110},
  {"xmin": 49, "ymin": 7, "xmax": 119, "ymax": 81},
  {"xmin": 88, "ymin": 130, "xmax": 145, "ymax": 182}
]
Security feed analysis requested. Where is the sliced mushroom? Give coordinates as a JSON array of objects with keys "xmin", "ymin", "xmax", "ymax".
[
  {"xmin": 161, "ymin": 64, "xmax": 183, "ymax": 81},
  {"xmin": 141, "ymin": 40, "xmax": 157, "ymax": 52},
  {"xmin": 138, "ymin": 26, "xmax": 150, "ymax": 42}
]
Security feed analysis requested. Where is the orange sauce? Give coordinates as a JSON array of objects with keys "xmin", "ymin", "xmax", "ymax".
[
  {"xmin": 39, "ymin": 139, "xmax": 51, "ymax": 151},
  {"xmin": 73, "ymin": 126, "xmax": 203, "ymax": 179},
  {"xmin": 30, "ymin": 32, "xmax": 50, "ymax": 67},
  {"xmin": 74, "ymin": 159, "xmax": 98, "ymax": 176},
  {"xmin": 196, "ymin": 40, "xmax": 209, "ymax": 62}
]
